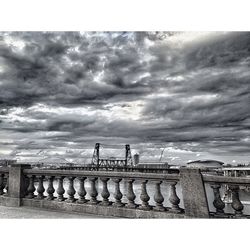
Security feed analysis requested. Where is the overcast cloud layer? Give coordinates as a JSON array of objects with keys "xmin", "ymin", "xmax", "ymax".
[{"xmin": 0, "ymin": 31, "xmax": 250, "ymax": 164}]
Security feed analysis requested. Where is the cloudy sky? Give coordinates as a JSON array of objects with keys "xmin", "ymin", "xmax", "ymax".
[{"xmin": 0, "ymin": 31, "xmax": 250, "ymax": 165}]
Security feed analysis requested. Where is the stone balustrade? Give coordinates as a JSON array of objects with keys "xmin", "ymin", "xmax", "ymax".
[
  {"xmin": 20, "ymin": 168, "xmax": 184, "ymax": 217},
  {"xmin": 1, "ymin": 164, "xmax": 250, "ymax": 218},
  {"xmin": 202, "ymin": 174, "xmax": 250, "ymax": 218}
]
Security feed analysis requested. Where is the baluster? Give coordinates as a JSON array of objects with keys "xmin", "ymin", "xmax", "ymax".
[
  {"xmin": 4, "ymin": 174, "xmax": 9, "ymax": 195},
  {"xmin": 88, "ymin": 177, "xmax": 98, "ymax": 204},
  {"xmin": 139, "ymin": 180, "xmax": 151, "ymax": 210},
  {"xmin": 112, "ymin": 178, "xmax": 124, "ymax": 207},
  {"xmin": 100, "ymin": 178, "xmax": 110, "ymax": 206},
  {"xmin": 46, "ymin": 176, "xmax": 55, "ymax": 200},
  {"xmin": 76, "ymin": 177, "xmax": 87, "ymax": 203},
  {"xmin": 36, "ymin": 175, "xmax": 45, "ymax": 199},
  {"xmin": 26, "ymin": 175, "xmax": 36, "ymax": 199},
  {"xmin": 222, "ymin": 184, "xmax": 232, "ymax": 204},
  {"xmin": 0, "ymin": 174, "xmax": 4, "ymax": 195},
  {"xmin": 153, "ymin": 181, "xmax": 165, "ymax": 211},
  {"xmin": 169, "ymin": 182, "xmax": 182, "ymax": 213},
  {"xmin": 210, "ymin": 183, "xmax": 225, "ymax": 214},
  {"xmin": 229, "ymin": 185, "xmax": 244, "ymax": 217},
  {"xmin": 56, "ymin": 176, "xmax": 65, "ymax": 201},
  {"xmin": 66, "ymin": 177, "xmax": 76, "ymax": 203},
  {"xmin": 125, "ymin": 179, "xmax": 137, "ymax": 208}
]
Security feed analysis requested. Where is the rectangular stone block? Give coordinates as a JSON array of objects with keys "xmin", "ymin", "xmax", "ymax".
[
  {"xmin": 180, "ymin": 167, "xmax": 209, "ymax": 218},
  {"xmin": 21, "ymin": 198, "xmax": 187, "ymax": 218},
  {"xmin": 8, "ymin": 164, "xmax": 30, "ymax": 206}
]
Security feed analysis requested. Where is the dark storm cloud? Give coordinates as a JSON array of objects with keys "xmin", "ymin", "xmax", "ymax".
[
  {"xmin": 184, "ymin": 32, "xmax": 250, "ymax": 70},
  {"xmin": 0, "ymin": 32, "xmax": 169, "ymax": 109},
  {"xmin": 0, "ymin": 31, "xmax": 250, "ymax": 163},
  {"xmin": 139, "ymin": 33, "xmax": 250, "ymax": 159}
]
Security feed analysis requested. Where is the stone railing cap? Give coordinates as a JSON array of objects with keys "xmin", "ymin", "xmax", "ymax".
[{"xmin": 11, "ymin": 163, "xmax": 31, "ymax": 169}]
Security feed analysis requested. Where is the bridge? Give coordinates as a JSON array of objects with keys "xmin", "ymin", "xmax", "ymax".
[
  {"xmin": 49, "ymin": 143, "xmax": 176, "ymax": 173},
  {"xmin": 1, "ymin": 163, "xmax": 250, "ymax": 218},
  {"xmin": 91, "ymin": 143, "xmax": 134, "ymax": 170}
]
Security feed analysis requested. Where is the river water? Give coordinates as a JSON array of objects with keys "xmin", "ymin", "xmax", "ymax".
[{"xmin": 33, "ymin": 178, "xmax": 250, "ymax": 215}]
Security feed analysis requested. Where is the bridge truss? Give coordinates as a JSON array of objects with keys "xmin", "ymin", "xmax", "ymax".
[{"xmin": 91, "ymin": 143, "xmax": 133, "ymax": 170}]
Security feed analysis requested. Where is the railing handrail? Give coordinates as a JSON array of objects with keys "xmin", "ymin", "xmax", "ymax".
[
  {"xmin": 202, "ymin": 173, "xmax": 250, "ymax": 185},
  {"xmin": 59, "ymin": 167, "xmax": 176, "ymax": 171},
  {"xmin": 23, "ymin": 168, "xmax": 180, "ymax": 181},
  {"xmin": 221, "ymin": 167, "xmax": 250, "ymax": 171}
]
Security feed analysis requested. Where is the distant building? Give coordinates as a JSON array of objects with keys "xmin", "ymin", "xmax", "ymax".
[
  {"xmin": 131, "ymin": 153, "xmax": 173, "ymax": 172},
  {"xmin": 187, "ymin": 160, "xmax": 224, "ymax": 169},
  {"xmin": 136, "ymin": 161, "xmax": 169, "ymax": 168},
  {"xmin": 132, "ymin": 161, "xmax": 170, "ymax": 173},
  {"xmin": 133, "ymin": 153, "xmax": 140, "ymax": 165}
]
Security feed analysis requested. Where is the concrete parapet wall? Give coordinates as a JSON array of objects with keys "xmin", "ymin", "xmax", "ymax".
[
  {"xmin": 21, "ymin": 198, "xmax": 187, "ymax": 218},
  {"xmin": 0, "ymin": 195, "xmax": 187, "ymax": 218}
]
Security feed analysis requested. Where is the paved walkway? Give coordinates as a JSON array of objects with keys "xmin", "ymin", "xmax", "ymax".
[{"xmin": 0, "ymin": 205, "xmax": 107, "ymax": 219}]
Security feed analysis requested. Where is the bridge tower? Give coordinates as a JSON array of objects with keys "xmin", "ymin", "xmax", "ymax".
[
  {"xmin": 91, "ymin": 143, "xmax": 100, "ymax": 169},
  {"xmin": 125, "ymin": 144, "xmax": 133, "ymax": 167}
]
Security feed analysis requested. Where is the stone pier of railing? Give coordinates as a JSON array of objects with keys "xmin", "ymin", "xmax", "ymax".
[{"xmin": 1, "ymin": 164, "xmax": 250, "ymax": 218}]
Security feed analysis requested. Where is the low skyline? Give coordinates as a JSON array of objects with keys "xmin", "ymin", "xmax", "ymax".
[{"xmin": 0, "ymin": 31, "xmax": 250, "ymax": 164}]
